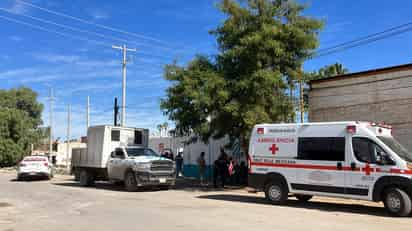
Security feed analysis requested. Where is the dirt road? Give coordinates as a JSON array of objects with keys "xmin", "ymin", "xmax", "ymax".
[{"xmin": 0, "ymin": 172, "xmax": 411, "ymax": 231}]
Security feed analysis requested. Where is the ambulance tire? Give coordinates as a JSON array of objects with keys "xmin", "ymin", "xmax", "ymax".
[
  {"xmin": 383, "ymin": 187, "xmax": 412, "ymax": 217},
  {"xmin": 265, "ymin": 181, "xmax": 288, "ymax": 205},
  {"xmin": 295, "ymin": 194, "xmax": 313, "ymax": 202}
]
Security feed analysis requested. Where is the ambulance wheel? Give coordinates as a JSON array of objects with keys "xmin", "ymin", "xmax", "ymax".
[
  {"xmin": 124, "ymin": 171, "xmax": 138, "ymax": 192},
  {"xmin": 295, "ymin": 194, "xmax": 313, "ymax": 202},
  {"xmin": 383, "ymin": 187, "xmax": 412, "ymax": 217},
  {"xmin": 265, "ymin": 181, "xmax": 288, "ymax": 205}
]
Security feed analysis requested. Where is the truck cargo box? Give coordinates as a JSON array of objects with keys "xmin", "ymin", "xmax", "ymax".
[{"xmin": 73, "ymin": 125, "xmax": 149, "ymax": 169}]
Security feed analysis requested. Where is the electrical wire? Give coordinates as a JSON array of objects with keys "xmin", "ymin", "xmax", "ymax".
[
  {"xmin": 313, "ymin": 22, "xmax": 412, "ymax": 58},
  {"xmin": 16, "ymin": 0, "xmax": 169, "ymax": 46},
  {"xmin": 0, "ymin": 13, "xmax": 176, "ymax": 59},
  {"xmin": 0, "ymin": 14, "xmax": 111, "ymax": 47},
  {"xmin": 0, "ymin": 7, "xmax": 149, "ymax": 48}
]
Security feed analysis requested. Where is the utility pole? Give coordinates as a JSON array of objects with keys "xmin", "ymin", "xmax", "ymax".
[
  {"xmin": 66, "ymin": 104, "xmax": 71, "ymax": 169},
  {"xmin": 112, "ymin": 44, "xmax": 136, "ymax": 127},
  {"xmin": 114, "ymin": 97, "xmax": 120, "ymax": 126},
  {"xmin": 48, "ymin": 88, "xmax": 55, "ymax": 159},
  {"xmin": 86, "ymin": 96, "xmax": 90, "ymax": 130},
  {"xmin": 299, "ymin": 80, "xmax": 304, "ymax": 123}
]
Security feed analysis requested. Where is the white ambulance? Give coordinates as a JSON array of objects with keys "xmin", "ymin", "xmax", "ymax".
[{"xmin": 248, "ymin": 122, "xmax": 412, "ymax": 216}]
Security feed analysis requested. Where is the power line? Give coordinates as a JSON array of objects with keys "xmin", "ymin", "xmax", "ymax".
[
  {"xmin": 317, "ymin": 22, "xmax": 412, "ymax": 54},
  {"xmin": 0, "ymin": 14, "xmax": 111, "ymax": 47},
  {"xmin": 0, "ymin": 7, "xmax": 138, "ymax": 47},
  {"xmin": 16, "ymin": 0, "xmax": 169, "ymax": 46},
  {"xmin": 0, "ymin": 7, "xmax": 177, "ymax": 53},
  {"xmin": 314, "ymin": 22, "xmax": 412, "ymax": 58},
  {"xmin": 0, "ymin": 14, "xmax": 174, "ymax": 59}
]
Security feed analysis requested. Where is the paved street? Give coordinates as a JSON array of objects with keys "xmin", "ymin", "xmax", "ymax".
[{"xmin": 1, "ymin": 171, "xmax": 411, "ymax": 231}]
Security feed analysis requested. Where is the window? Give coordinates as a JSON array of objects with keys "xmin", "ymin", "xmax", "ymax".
[
  {"xmin": 298, "ymin": 137, "xmax": 345, "ymax": 161},
  {"xmin": 114, "ymin": 148, "xmax": 125, "ymax": 158},
  {"xmin": 126, "ymin": 148, "xmax": 159, "ymax": 157},
  {"xmin": 352, "ymin": 137, "xmax": 395, "ymax": 165},
  {"xmin": 111, "ymin": 130, "xmax": 120, "ymax": 141},
  {"xmin": 134, "ymin": 130, "xmax": 142, "ymax": 145},
  {"xmin": 377, "ymin": 136, "xmax": 412, "ymax": 162}
]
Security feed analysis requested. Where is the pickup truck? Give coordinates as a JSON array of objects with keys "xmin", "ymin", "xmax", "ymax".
[{"xmin": 71, "ymin": 125, "xmax": 176, "ymax": 191}]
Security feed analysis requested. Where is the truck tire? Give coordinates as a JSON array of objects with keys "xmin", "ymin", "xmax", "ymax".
[
  {"xmin": 124, "ymin": 171, "xmax": 138, "ymax": 192},
  {"xmin": 295, "ymin": 194, "xmax": 313, "ymax": 202},
  {"xmin": 383, "ymin": 187, "xmax": 412, "ymax": 217},
  {"xmin": 264, "ymin": 180, "xmax": 288, "ymax": 205},
  {"xmin": 79, "ymin": 170, "xmax": 94, "ymax": 187},
  {"xmin": 74, "ymin": 170, "xmax": 80, "ymax": 181}
]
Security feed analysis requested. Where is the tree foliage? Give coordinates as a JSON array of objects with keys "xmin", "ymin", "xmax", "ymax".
[
  {"xmin": 0, "ymin": 87, "xmax": 43, "ymax": 167},
  {"xmin": 161, "ymin": 0, "xmax": 323, "ymax": 147},
  {"xmin": 309, "ymin": 62, "xmax": 349, "ymax": 80},
  {"xmin": 302, "ymin": 62, "xmax": 349, "ymax": 111}
]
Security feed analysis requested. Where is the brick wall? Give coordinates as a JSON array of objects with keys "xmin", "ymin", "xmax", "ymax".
[{"xmin": 309, "ymin": 69, "xmax": 412, "ymax": 151}]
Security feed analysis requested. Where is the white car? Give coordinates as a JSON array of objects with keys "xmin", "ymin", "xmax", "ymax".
[{"xmin": 17, "ymin": 155, "xmax": 54, "ymax": 180}]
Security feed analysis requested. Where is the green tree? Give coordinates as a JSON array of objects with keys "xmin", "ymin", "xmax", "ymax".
[
  {"xmin": 301, "ymin": 63, "xmax": 349, "ymax": 112},
  {"xmin": 162, "ymin": 0, "xmax": 323, "ymax": 148},
  {"xmin": 0, "ymin": 87, "xmax": 44, "ymax": 167},
  {"xmin": 311, "ymin": 62, "xmax": 349, "ymax": 80}
]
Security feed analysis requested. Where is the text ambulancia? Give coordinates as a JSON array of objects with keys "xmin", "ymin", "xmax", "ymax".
[{"xmin": 248, "ymin": 122, "xmax": 412, "ymax": 217}]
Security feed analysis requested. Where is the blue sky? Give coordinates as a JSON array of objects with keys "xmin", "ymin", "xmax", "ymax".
[{"xmin": 0, "ymin": 0, "xmax": 412, "ymax": 140}]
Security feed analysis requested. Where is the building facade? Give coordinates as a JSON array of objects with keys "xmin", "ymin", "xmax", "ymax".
[{"xmin": 309, "ymin": 63, "xmax": 412, "ymax": 151}]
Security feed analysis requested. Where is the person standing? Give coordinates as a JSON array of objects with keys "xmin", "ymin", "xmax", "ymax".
[
  {"xmin": 217, "ymin": 148, "xmax": 228, "ymax": 188},
  {"xmin": 175, "ymin": 152, "xmax": 183, "ymax": 177},
  {"xmin": 197, "ymin": 152, "xmax": 206, "ymax": 185}
]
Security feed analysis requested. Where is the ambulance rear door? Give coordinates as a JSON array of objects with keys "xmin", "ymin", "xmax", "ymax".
[{"xmin": 250, "ymin": 125, "xmax": 298, "ymax": 183}]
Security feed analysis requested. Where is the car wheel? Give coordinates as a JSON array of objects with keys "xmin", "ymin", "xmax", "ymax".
[
  {"xmin": 264, "ymin": 181, "xmax": 288, "ymax": 205},
  {"xmin": 295, "ymin": 194, "xmax": 313, "ymax": 202},
  {"xmin": 383, "ymin": 187, "xmax": 412, "ymax": 217},
  {"xmin": 124, "ymin": 171, "xmax": 138, "ymax": 192}
]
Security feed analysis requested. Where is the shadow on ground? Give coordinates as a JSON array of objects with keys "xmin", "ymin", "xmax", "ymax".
[
  {"xmin": 53, "ymin": 182, "xmax": 163, "ymax": 192},
  {"xmin": 172, "ymin": 177, "xmax": 246, "ymax": 192},
  {"xmin": 53, "ymin": 179, "xmax": 245, "ymax": 193},
  {"xmin": 10, "ymin": 177, "xmax": 50, "ymax": 182},
  {"xmin": 197, "ymin": 194, "xmax": 391, "ymax": 217}
]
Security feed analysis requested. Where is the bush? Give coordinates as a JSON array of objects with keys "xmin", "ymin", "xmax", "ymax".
[{"xmin": 0, "ymin": 139, "xmax": 24, "ymax": 167}]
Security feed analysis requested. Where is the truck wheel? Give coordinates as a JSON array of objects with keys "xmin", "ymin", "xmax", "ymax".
[
  {"xmin": 295, "ymin": 194, "xmax": 313, "ymax": 202},
  {"xmin": 383, "ymin": 187, "xmax": 412, "ymax": 217},
  {"xmin": 265, "ymin": 181, "xmax": 288, "ymax": 205},
  {"xmin": 124, "ymin": 171, "xmax": 138, "ymax": 192},
  {"xmin": 79, "ymin": 170, "xmax": 93, "ymax": 187},
  {"xmin": 74, "ymin": 170, "xmax": 80, "ymax": 181}
]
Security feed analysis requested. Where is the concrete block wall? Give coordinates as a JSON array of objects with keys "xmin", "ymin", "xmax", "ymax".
[{"xmin": 309, "ymin": 69, "xmax": 412, "ymax": 151}]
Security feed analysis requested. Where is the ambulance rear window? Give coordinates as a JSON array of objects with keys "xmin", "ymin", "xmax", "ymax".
[{"xmin": 298, "ymin": 137, "xmax": 345, "ymax": 161}]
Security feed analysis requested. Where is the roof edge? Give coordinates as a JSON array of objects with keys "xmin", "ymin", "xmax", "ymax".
[{"xmin": 309, "ymin": 63, "xmax": 412, "ymax": 84}]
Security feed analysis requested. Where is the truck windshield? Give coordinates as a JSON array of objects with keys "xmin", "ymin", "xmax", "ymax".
[
  {"xmin": 377, "ymin": 136, "xmax": 412, "ymax": 162},
  {"xmin": 126, "ymin": 148, "xmax": 159, "ymax": 157}
]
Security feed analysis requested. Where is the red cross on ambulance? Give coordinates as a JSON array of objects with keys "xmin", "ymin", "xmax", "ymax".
[
  {"xmin": 269, "ymin": 144, "xmax": 279, "ymax": 155},
  {"xmin": 362, "ymin": 163, "xmax": 373, "ymax": 176}
]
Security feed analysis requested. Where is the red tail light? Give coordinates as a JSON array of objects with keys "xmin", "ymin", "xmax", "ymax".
[
  {"xmin": 347, "ymin": 125, "xmax": 356, "ymax": 134},
  {"xmin": 44, "ymin": 162, "xmax": 48, "ymax": 167},
  {"xmin": 257, "ymin": 128, "xmax": 264, "ymax": 134}
]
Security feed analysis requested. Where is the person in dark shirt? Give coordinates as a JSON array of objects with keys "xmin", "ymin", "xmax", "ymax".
[{"xmin": 175, "ymin": 152, "xmax": 183, "ymax": 177}]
